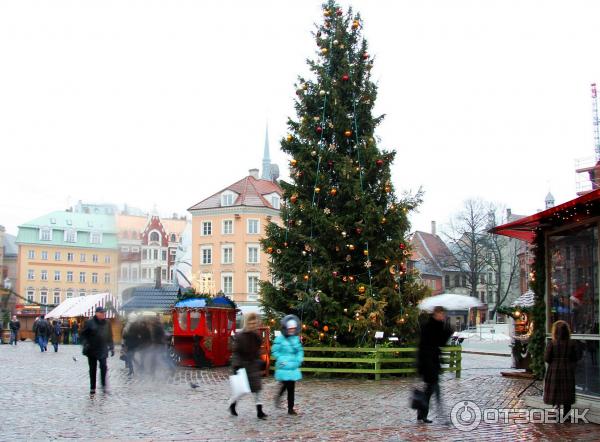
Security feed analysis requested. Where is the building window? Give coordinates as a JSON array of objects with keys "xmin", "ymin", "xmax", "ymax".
[
  {"xmin": 222, "ymin": 246, "xmax": 233, "ymax": 264},
  {"xmin": 454, "ymin": 275, "xmax": 459, "ymax": 287},
  {"xmin": 121, "ymin": 246, "xmax": 130, "ymax": 252},
  {"xmin": 222, "ymin": 220, "xmax": 233, "ymax": 235},
  {"xmin": 66, "ymin": 271, "xmax": 73, "ymax": 282},
  {"xmin": 40, "ymin": 227, "xmax": 52, "ymax": 241},
  {"xmin": 480, "ymin": 274, "xmax": 485, "ymax": 284},
  {"xmin": 104, "ymin": 255, "xmax": 111, "ymax": 264},
  {"xmin": 80, "ymin": 253, "xmax": 86, "ymax": 262},
  {"xmin": 461, "ymin": 275, "xmax": 467, "ymax": 287},
  {"xmin": 153, "ymin": 249, "xmax": 158, "ymax": 260},
  {"xmin": 143, "ymin": 249, "xmax": 148, "ymax": 260},
  {"xmin": 54, "ymin": 271, "xmax": 61, "ymax": 281},
  {"xmin": 67, "ymin": 252, "xmax": 74, "ymax": 262},
  {"xmin": 79, "ymin": 291, "xmax": 85, "ymax": 297},
  {"xmin": 271, "ymin": 195, "xmax": 280, "ymax": 209},
  {"xmin": 222, "ymin": 192, "xmax": 235, "ymax": 207},
  {"xmin": 170, "ymin": 249, "xmax": 176, "ymax": 255},
  {"xmin": 92, "ymin": 254, "xmax": 99, "ymax": 263},
  {"xmin": 142, "ymin": 268, "xmax": 148, "ymax": 279},
  {"xmin": 161, "ymin": 268, "xmax": 167, "ymax": 280},
  {"xmin": 64, "ymin": 229, "xmax": 77, "ymax": 243},
  {"xmin": 53, "ymin": 292, "xmax": 61, "ymax": 305},
  {"xmin": 54, "ymin": 251, "xmax": 61, "ymax": 261},
  {"xmin": 28, "ymin": 250, "xmax": 35, "ymax": 259},
  {"xmin": 27, "ymin": 269, "xmax": 34, "ymax": 280},
  {"xmin": 248, "ymin": 245, "xmax": 259, "ymax": 264},
  {"xmin": 90, "ymin": 231, "xmax": 102, "ymax": 244},
  {"xmin": 121, "ymin": 267, "xmax": 129, "ymax": 280},
  {"xmin": 41, "ymin": 251, "xmax": 48, "ymax": 260},
  {"xmin": 66, "ymin": 291, "xmax": 73, "ymax": 299},
  {"xmin": 92, "ymin": 273, "xmax": 98, "ymax": 284},
  {"xmin": 162, "ymin": 250, "xmax": 167, "ymax": 261},
  {"xmin": 131, "ymin": 268, "xmax": 137, "ymax": 281},
  {"xmin": 247, "ymin": 219, "xmax": 259, "ymax": 234},
  {"xmin": 150, "ymin": 231, "xmax": 160, "ymax": 242},
  {"xmin": 79, "ymin": 272, "xmax": 86, "ymax": 283},
  {"xmin": 40, "ymin": 291, "xmax": 47, "ymax": 304},
  {"xmin": 247, "ymin": 274, "xmax": 260, "ymax": 297},
  {"xmin": 202, "ymin": 221, "xmax": 212, "ymax": 236},
  {"xmin": 170, "ymin": 234, "xmax": 176, "ymax": 242},
  {"xmin": 201, "ymin": 247, "xmax": 212, "ymax": 265},
  {"xmin": 444, "ymin": 275, "xmax": 450, "ymax": 288},
  {"xmin": 104, "ymin": 273, "xmax": 111, "ymax": 284},
  {"xmin": 27, "ymin": 290, "xmax": 34, "ymax": 302},
  {"xmin": 41, "ymin": 270, "xmax": 48, "ymax": 281},
  {"xmin": 222, "ymin": 273, "xmax": 233, "ymax": 295},
  {"xmin": 131, "ymin": 247, "xmax": 139, "ymax": 253}
]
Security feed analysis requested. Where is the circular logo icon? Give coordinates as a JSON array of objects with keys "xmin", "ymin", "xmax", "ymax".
[{"xmin": 451, "ymin": 401, "xmax": 481, "ymax": 432}]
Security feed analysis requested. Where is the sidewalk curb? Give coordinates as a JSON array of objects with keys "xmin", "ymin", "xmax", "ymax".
[{"xmin": 461, "ymin": 350, "xmax": 511, "ymax": 357}]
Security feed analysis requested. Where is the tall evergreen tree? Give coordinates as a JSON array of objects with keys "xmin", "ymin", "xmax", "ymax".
[{"xmin": 261, "ymin": 0, "xmax": 426, "ymax": 346}]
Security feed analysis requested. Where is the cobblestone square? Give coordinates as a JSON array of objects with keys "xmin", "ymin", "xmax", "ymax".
[{"xmin": 0, "ymin": 344, "xmax": 598, "ymax": 441}]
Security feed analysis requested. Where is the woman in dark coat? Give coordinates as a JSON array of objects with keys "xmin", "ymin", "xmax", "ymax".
[
  {"xmin": 229, "ymin": 312, "xmax": 267, "ymax": 419},
  {"xmin": 543, "ymin": 320, "xmax": 578, "ymax": 420}
]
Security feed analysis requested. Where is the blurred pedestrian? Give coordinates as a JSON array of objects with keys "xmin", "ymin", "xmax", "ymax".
[
  {"xmin": 544, "ymin": 320, "xmax": 579, "ymax": 421},
  {"xmin": 33, "ymin": 315, "xmax": 51, "ymax": 352},
  {"xmin": 81, "ymin": 307, "xmax": 114, "ymax": 395},
  {"xmin": 229, "ymin": 312, "xmax": 267, "ymax": 419},
  {"xmin": 272, "ymin": 315, "xmax": 304, "ymax": 415},
  {"xmin": 71, "ymin": 321, "xmax": 79, "ymax": 345},
  {"xmin": 9, "ymin": 315, "xmax": 20, "ymax": 346},
  {"xmin": 416, "ymin": 306, "xmax": 453, "ymax": 423},
  {"xmin": 50, "ymin": 320, "xmax": 62, "ymax": 352}
]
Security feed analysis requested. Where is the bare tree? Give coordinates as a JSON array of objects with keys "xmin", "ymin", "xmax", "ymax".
[{"xmin": 443, "ymin": 199, "xmax": 491, "ymax": 298}]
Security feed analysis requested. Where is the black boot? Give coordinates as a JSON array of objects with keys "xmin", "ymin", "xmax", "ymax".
[
  {"xmin": 229, "ymin": 402, "xmax": 238, "ymax": 416},
  {"xmin": 256, "ymin": 404, "xmax": 267, "ymax": 419}
]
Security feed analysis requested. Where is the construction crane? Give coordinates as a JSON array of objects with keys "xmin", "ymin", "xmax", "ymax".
[{"xmin": 592, "ymin": 83, "xmax": 600, "ymax": 162}]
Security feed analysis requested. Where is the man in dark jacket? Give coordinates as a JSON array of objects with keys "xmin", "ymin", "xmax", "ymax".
[
  {"xmin": 33, "ymin": 315, "xmax": 51, "ymax": 352},
  {"xmin": 9, "ymin": 315, "xmax": 20, "ymax": 346},
  {"xmin": 416, "ymin": 306, "xmax": 453, "ymax": 423},
  {"xmin": 81, "ymin": 307, "xmax": 114, "ymax": 394}
]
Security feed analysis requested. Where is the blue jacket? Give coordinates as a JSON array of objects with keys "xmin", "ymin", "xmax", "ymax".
[{"xmin": 272, "ymin": 334, "xmax": 304, "ymax": 381}]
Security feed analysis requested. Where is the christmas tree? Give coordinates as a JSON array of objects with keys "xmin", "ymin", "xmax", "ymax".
[{"xmin": 261, "ymin": 0, "xmax": 426, "ymax": 346}]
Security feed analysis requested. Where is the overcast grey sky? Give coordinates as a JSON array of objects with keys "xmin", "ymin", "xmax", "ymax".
[{"xmin": 2, "ymin": 0, "xmax": 600, "ymax": 235}]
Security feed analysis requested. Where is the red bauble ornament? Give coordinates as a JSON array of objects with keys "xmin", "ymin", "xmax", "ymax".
[
  {"xmin": 342, "ymin": 74, "xmax": 349, "ymax": 81},
  {"xmin": 362, "ymin": 52, "xmax": 369, "ymax": 60},
  {"xmin": 267, "ymin": 247, "xmax": 273, "ymax": 254},
  {"xmin": 323, "ymin": 325, "xmax": 329, "ymax": 332},
  {"xmin": 290, "ymin": 194, "xmax": 298, "ymax": 203},
  {"xmin": 316, "ymin": 126, "xmax": 323, "ymax": 134},
  {"xmin": 332, "ymin": 271, "xmax": 338, "ymax": 277},
  {"xmin": 399, "ymin": 243, "xmax": 406, "ymax": 249},
  {"xmin": 313, "ymin": 320, "xmax": 319, "ymax": 327},
  {"xmin": 376, "ymin": 159, "xmax": 384, "ymax": 167},
  {"xmin": 356, "ymin": 227, "xmax": 363, "ymax": 234},
  {"xmin": 336, "ymin": 8, "xmax": 342, "ymax": 16},
  {"xmin": 327, "ymin": 160, "xmax": 334, "ymax": 169}
]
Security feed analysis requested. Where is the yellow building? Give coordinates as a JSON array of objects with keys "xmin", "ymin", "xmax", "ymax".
[
  {"xmin": 188, "ymin": 169, "xmax": 282, "ymax": 303},
  {"xmin": 16, "ymin": 211, "xmax": 119, "ymax": 306}
]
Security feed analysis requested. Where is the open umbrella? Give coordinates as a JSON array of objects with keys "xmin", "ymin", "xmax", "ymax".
[{"xmin": 418, "ymin": 293, "xmax": 483, "ymax": 312}]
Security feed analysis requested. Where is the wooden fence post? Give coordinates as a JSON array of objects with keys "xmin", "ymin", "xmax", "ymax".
[
  {"xmin": 455, "ymin": 347, "xmax": 462, "ymax": 378},
  {"xmin": 374, "ymin": 345, "xmax": 381, "ymax": 381}
]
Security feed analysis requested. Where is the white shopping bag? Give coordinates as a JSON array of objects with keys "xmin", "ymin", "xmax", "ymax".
[{"xmin": 229, "ymin": 368, "xmax": 251, "ymax": 402}]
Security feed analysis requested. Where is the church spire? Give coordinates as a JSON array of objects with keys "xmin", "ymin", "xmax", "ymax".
[{"xmin": 261, "ymin": 123, "xmax": 272, "ymax": 180}]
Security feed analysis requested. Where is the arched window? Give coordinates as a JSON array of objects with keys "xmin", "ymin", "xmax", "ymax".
[
  {"xmin": 170, "ymin": 233, "xmax": 176, "ymax": 242},
  {"xmin": 150, "ymin": 232, "xmax": 160, "ymax": 242}
]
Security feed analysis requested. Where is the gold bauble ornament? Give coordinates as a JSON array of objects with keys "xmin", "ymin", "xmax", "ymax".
[
  {"xmin": 321, "ymin": 47, "xmax": 328, "ymax": 55},
  {"xmin": 344, "ymin": 130, "xmax": 352, "ymax": 137},
  {"xmin": 358, "ymin": 285, "xmax": 366, "ymax": 294},
  {"xmin": 315, "ymin": 187, "xmax": 321, "ymax": 193},
  {"xmin": 352, "ymin": 20, "xmax": 360, "ymax": 29},
  {"xmin": 286, "ymin": 134, "xmax": 293, "ymax": 142},
  {"xmin": 290, "ymin": 159, "xmax": 297, "ymax": 166}
]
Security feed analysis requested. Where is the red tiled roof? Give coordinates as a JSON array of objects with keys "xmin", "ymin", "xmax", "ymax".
[
  {"xmin": 410, "ymin": 231, "xmax": 456, "ymax": 271},
  {"xmin": 188, "ymin": 175, "xmax": 282, "ymax": 211}
]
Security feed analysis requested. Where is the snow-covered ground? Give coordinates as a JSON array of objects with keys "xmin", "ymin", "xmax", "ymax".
[{"xmin": 455, "ymin": 323, "xmax": 512, "ymax": 355}]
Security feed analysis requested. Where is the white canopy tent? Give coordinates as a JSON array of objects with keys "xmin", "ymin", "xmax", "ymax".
[{"xmin": 46, "ymin": 293, "xmax": 120, "ymax": 319}]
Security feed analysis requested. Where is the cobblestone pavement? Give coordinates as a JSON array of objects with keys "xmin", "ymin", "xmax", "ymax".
[{"xmin": 0, "ymin": 343, "xmax": 598, "ymax": 441}]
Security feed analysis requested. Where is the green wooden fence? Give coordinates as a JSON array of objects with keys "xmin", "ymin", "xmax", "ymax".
[{"xmin": 270, "ymin": 345, "xmax": 462, "ymax": 380}]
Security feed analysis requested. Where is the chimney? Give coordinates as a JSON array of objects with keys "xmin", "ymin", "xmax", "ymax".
[
  {"xmin": 155, "ymin": 266, "xmax": 162, "ymax": 289},
  {"xmin": 249, "ymin": 168, "xmax": 259, "ymax": 179},
  {"xmin": 506, "ymin": 208, "xmax": 512, "ymax": 220},
  {"xmin": 431, "ymin": 221, "xmax": 437, "ymax": 236}
]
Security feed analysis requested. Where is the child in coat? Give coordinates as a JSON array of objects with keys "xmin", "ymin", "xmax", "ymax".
[{"xmin": 272, "ymin": 315, "xmax": 304, "ymax": 415}]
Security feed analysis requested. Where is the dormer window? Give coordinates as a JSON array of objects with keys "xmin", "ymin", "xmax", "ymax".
[
  {"xmin": 264, "ymin": 192, "xmax": 281, "ymax": 210},
  {"xmin": 39, "ymin": 227, "xmax": 52, "ymax": 241},
  {"xmin": 150, "ymin": 231, "xmax": 160, "ymax": 242},
  {"xmin": 64, "ymin": 229, "xmax": 77, "ymax": 243},
  {"xmin": 221, "ymin": 191, "xmax": 237, "ymax": 207}
]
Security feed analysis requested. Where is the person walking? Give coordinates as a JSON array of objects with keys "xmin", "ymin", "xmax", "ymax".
[
  {"xmin": 9, "ymin": 315, "xmax": 20, "ymax": 346},
  {"xmin": 50, "ymin": 320, "xmax": 62, "ymax": 352},
  {"xmin": 71, "ymin": 321, "xmax": 79, "ymax": 345},
  {"xmin": 544, "ymin": 320, "xmax": 579, "ymax": 421},
  {"xmin": 416, "ymin": 306, "xmax": 453, "ymax": 423},
  {"xmin": 81, "ymin": 307, "xmax": 114, "ymax": 395},
  {"xmin": 272, "ymin": 315, "xmax": 304, "ymax": 415},
  {"xmin": 33, "ymin": 315, "xmax": 51, "ymax": 352},
  {"xmin": 229, "ymin": 312, "xmax": 267, "ymax": 419}
]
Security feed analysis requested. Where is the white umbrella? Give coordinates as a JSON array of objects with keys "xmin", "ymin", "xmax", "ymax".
[{"xmin": 418, "ymin": 293, "xmax": 483, "ymax": 312}]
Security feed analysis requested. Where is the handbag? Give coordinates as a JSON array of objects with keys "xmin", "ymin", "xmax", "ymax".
[
  {"xmin": 410, "ymin": 388, "xmax": 427, "ymax": 410},
  {"xmin": 229, "ymin": 368, "xmax": 251, "ymax": 402}
]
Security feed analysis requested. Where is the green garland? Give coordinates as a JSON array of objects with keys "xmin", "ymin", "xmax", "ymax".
[{"xmin": 529, "ymin": 230, "xmax": 547, "ymax": 380}]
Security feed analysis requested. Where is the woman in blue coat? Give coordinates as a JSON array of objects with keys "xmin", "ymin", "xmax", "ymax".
[{"xmin": 272, "ymin": 315, "xmax": 304, "ymax": 415}]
